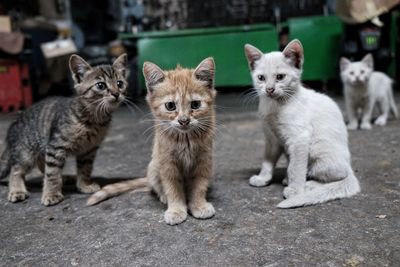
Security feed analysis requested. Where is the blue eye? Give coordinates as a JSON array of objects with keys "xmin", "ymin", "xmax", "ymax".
[
  {"xmin": 165, "ymin": 102, "xmax": 176, "ymax": 111},
  {"xmin": 96, "ymin": 82, "xmax": 106, "ymax": 90}
]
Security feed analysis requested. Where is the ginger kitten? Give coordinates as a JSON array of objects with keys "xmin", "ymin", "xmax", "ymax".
[
  {"xmin": 87, "ymin": 58, "xmax": 216, "ymax": 225},
  {"xmin": 0, "ymin": 54, "xmax": 128, "ymax": 205}
]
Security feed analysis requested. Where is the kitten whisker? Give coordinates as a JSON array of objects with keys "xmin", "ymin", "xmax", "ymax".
[
  {"xmin": 240, "ymin": 88, "xmax": 260, "ymax": 110},
  {"xmin": 142, "ymin": 122, "xmax": 168, "ymax": 136},
  {"xmin": 123, "ymin": 99, "xmax": 144, "ymax": 114},
  {"xmin": 123, "ymin": 101, "xmax": 137, "ymax": 116},
  {"xmin": 81, "ymin": 98, "xmax": 103, "ymax": 114},
  {"xmin": 197, "ymin": 121, "xmax": 224, "ymax": 138},
  {"xmin": 141, "ymin": 112, "xmax": 157, "ymax": 120}
]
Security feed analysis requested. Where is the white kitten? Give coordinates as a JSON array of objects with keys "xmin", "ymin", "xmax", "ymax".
[
  {"xmin": 340, "ymin": 54, "xmax": 398, "ymax": 130},
  {"xmin": 244, "ymin": 39, "xmax": 360, "ymax": 208}
]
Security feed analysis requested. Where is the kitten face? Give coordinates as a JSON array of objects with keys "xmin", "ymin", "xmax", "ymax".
[
  {"xmin": 340, "ymin": 54, "xmax": 373, "ymax": 86},
  {"xmin": 69, "ymin": 54, "xmax": 128, "ymax": 111},
  {"xmin": 244, "ymin": 40, "xmax": 303, "ymax": 101},
  {"xmin": 143, "ymin": 58, "xmax": 216, "ymax": 135}
]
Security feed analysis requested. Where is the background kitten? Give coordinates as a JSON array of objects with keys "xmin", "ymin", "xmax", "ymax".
[
  {"xmin": 244, "ymin": 39, "xmax": 360, "ymax": 208},
  {"xmin": 0, "ymin": 54, "xmax": 128, "ymax": 206},
  {"xmin": 87, "ymin": 58, "xmax": 216, "ymax": 225},
  {"xmin": 340, "ymin": 54, "xmax": 398, "ymax": 130}
]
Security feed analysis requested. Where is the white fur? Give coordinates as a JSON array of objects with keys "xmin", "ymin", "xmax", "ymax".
[
  {"xmin": 244, "ymin": 40, "xmax": 360, "ymax": 208},
  {"xmin": 340, "ymin": 54, "xmax": 398, "ymax": 130}
]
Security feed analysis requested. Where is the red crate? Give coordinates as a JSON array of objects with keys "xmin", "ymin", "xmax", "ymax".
[
  {"xmin": 20, "ymin": 63, "xmax": 33, "ymax": 108},
  {"xmin": 0, "ymin": 60, "xmax": 32, "ymax": 112}
]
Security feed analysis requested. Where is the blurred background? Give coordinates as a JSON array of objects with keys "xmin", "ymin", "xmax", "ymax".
[{"xmin": 0, "ymin": 0, "xmax": 399, "ymax": 111}]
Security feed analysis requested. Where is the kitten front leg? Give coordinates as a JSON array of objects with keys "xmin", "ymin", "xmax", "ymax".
[
  {"xmin": 345, "ymin": 96, "xmax": 358, "ymax": 130},
  {"xmin": 160, "ymin": 164, "xmax": 187, "ymax": 225},
  {"xmin": 360, "ymin": 100, "xmax": 373, "ymax": 130},
  {"xmin": 188, "ymin": 156, "xmax": 215, "ymax": 219},
  {"xmin": 250, "ymin": 131, "xmax": 282, "ymax": 187},
  {"xmin": 147, "ymin": 161, "xmax": 167, "ymax": 204},
  {"xmin": 76, "ymin": 147, "xmax": 100, "ymax": 193},
  {"xmin": 41, "ymin": 145, "xmax": 66, "ymax": 206},
  {"xmin": 283, "ymin": 142, "xmax": 309, "ymax": 199},
  {"xmin": 8, "ymin": 165, "xmax": 29, "ymax": 202}
]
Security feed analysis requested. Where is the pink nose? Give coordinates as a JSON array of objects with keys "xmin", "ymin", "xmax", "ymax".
[{"xmin": 178, "ymin": 118, "xmax": 190, "ymax": 126}]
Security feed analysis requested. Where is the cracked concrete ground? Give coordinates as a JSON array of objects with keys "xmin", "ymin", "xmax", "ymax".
[{"xmin": 0, "ymin": 92, "xmax": 399, "ymax": 267}]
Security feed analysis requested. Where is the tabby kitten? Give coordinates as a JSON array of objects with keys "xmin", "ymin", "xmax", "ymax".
[
  {"xmin": 87, "ymin": 58, "xmax": 216, "ymax": 225},
  {"xmin": 0, "ymin": 54, "xmax": 128, "ymax": 206}
]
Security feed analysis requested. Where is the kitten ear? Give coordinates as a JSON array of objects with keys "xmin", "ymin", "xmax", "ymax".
[
  {"xmin": 143, "ymin": 61, "xmax": 165, "ymax": 91},
  {"xmin": 362, "ymin": 53, "xmax": 374, "ymax": 69},
  {"xmin": 113, "ymin": 53, "xmax": 128, "ymax": 78},
  {"xmin": 193, "ymin": 57, "xmax": 215, "ymax": 89},
  {"xmin": 340, "ymin": 57, "xmax": 351, "ymax": 71},
  {"xmin": 69, "ymin": 54, "xmax": 92, "ymax": 84},
  {"xmin": 244, "ymin": 44, "xmax": 263, "ymax": 70},
  {"xmin": 282, "ymin": 39, "xmax": 304, "ymax": 69}
]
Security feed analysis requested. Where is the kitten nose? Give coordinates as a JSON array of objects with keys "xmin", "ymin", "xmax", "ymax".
[
  {"xmin": 111, "ymin": 92, "xmax": 120, "ymax": 99},
  {"xmin": 266, "ymin": 88, "xmax": 275, "ymax": 94},
  {"xmin": 178, "ymin": 118, "xmax": 190, "ymax": 126}
]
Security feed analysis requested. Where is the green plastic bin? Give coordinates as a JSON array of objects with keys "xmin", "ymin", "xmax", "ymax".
[
  {"xmin": 288, "ymin": 15, "xmax": 343, "ymax": 81},
  {"xmin": 121, "ymin": 24, "xmax": 278, "ymax": 90}
]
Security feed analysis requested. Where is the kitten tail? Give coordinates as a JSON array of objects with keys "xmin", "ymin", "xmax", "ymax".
[
  {"xmin": 277, "ymin": 170, "xmax": 360, "ymax": 208},
  {"xmin": 0, "ymin": 148, "xmax": 11, "ymax": 179},
  {"xmin": 388, "ymin": 85, "xmax": 399, "ymax": 118},
  {"xmin": 86, "ymin": 177, "xmax": 149, "ymax": 206}
]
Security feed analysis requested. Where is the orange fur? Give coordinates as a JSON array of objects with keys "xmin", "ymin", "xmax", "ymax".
[{"xmin": 87, "ymin": 58, "xmax": 217, "ymax": 225}]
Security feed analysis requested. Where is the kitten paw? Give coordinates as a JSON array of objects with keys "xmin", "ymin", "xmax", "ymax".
[
  {"xmin": 249, "ymin": 175, "xmax": 270, "ymax": 187},
  {"xmin": 282, "ymin": 177, "xmax": 288, "ymax": 186},
  {"xmin": 347, "ymin": 122, "xmax": 358, "ymax": 130},
  {"xmin": 277, "ymin": 199, "xmax": 297, "ymax": 209},
  {"xmin": 190, "ymin": 202, "xmax": 215, "ymax": 219},
  {"xmin": 164, "ymin": 209, "xmax": 187, "ymax": 225},
  {"xmin": 283, "ymin": 186, "xmax": 303, "ymax": 199},
  {"xmin": 374, "ymin": 117, "xmax": 387, "ymax": 126},
  {"xmin": 77, "ymin": 182, "xmax": 101, "ymax": 194},
  {"xmin": 41, "ymin": 192, "xmax": 64, "ymax": 206},
  {"xmin": 159, "ymin": 194, "xmax": 167, "ymax": 204},
  {"xmin": 360, "ymin": 122, "xmax": 372, "ymax": 130},
  {"xmin": 8, "ymin": 191, "xmax": 29, "ymax": 202}
]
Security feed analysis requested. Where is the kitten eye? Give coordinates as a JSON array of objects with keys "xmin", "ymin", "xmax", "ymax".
[
  {"xmin": 117, "ymin": 80, "xmax": 124, "ymax": 89},
  {"xmin": 165, "ymin": 102, "xmax": 176, "ymax": 111},
  {"xmin": 96, "ymin": 82, "xmax": 107, "ymax": 90},
  {"xmin": 350, "ymin": 71, "xmax": 354, "ymax": 75},
  {"xmin": 360, "ymin": 70, "xmax": 365, "ymax": 74},
  {"xmin": 191, "ymin": 100, "xmax": 201, "ymax": 110},
  {"xmin": 276, "ymin": 74, "xmax": 286, "ymax": 81},
  {"xmin": 257, "ymin": 75, "xmax": 265, "ymax": 81}
]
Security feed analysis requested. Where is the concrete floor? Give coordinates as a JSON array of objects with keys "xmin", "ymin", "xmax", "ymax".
[{"xmin": 0, "ymin": 92, "xmax": 399, "ymax": 267}]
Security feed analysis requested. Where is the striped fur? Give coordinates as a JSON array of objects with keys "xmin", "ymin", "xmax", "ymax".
[
  {"xmin": 0, "ymin": 54, "xmax": 128, "ymax": 206},
  {"xmin": 0, "ymin": 148, "xmax": 10, "ymax": 179},
  {"xmin": 87, "ymin": 58, "xmax": 217, "ymax": 225}
]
